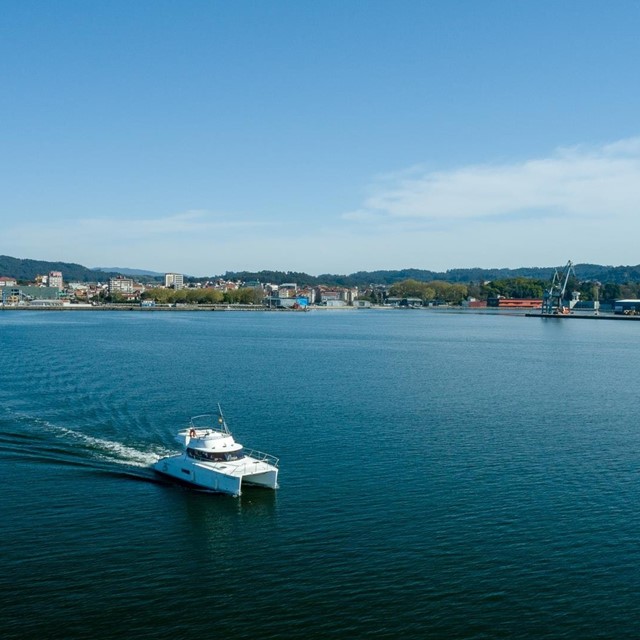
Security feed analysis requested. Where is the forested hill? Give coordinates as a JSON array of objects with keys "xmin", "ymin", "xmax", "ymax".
[
  {"xmin": 0, "ymin": 255, "xmax": 121, "ymax": 282},
  {"xmin": 222, "ymin": 267, "xmax": 562, "ymax": 287},
  {"xmin": 221, "ymin": 264, "xmax": 640, "ymax": 287},
  {"xmin": 3, "ymin": 254, "xmax": 640, "ymax": 286}
]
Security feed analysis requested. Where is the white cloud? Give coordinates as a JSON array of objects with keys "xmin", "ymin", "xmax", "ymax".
[
  {"xmin": 7, "ymin": 138, "xmax": 640, "ymax": 275},
  {"xmin": 7, "ymin": 210, "xmax": 271, "ymax": 274},
  {"xmin": 349, "ymin": 137, "xmax": 640, "ymax": 222},
  {"xmin": 341, "ymin": 209, "xmax": 387, "ymax": 223},
  {"xmin": 76, "ymin": 209, "xmax": 261, "ymax": 236}
]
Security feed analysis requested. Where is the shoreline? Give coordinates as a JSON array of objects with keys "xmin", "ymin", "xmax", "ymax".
[
  {"xmin": 525, "ymin": 312, "xmax": 640, "ymax": 321},
  {"xmin": 3, "ymin": 304, "xmax": 639, "ymax": 320},
  {"xmin": 0, "ymin": 303, "xmax": 356, "ymax": 312}
]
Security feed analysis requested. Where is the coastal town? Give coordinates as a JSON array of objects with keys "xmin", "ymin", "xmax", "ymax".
[
  {"xmin": 0, "ymin": 270, "xmax": 366, "ymax": 309},
  {"xmin": 3, "ymin": 266, "xmax": 640, "ymax": 315}
]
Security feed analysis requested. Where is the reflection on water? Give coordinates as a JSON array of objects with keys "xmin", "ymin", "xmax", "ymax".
[{"xmin": 181, "ymin": 487, "xmax": 278, "ymax": 542}]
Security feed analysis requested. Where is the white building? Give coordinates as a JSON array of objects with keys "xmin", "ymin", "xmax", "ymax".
[
  {"xmin": 278, "ymin": 283, "xmax": 297, "ymax": 298},
  {"xmin": 49, "ymin": 271, "xmax": 63, "ymax": 290},
  {"xmin": 165, "ymin": 273, "xmax": 184, "ymax": 289},
  {"xmin": 109, "ymin": 276, "xmax": 134, "ymax": 295}
]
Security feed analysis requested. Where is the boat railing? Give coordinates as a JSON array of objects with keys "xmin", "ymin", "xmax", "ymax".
[
  {"xmin": 183, "ymin": 428, "xmax": 224, "ymax": 438},
  {"xmin": 189, "ymin": 413, "xmax": 230, "ymax": 435},
  {"xmin": 243, "ymin": 448, "xmax": 279, "ymax": 468}
]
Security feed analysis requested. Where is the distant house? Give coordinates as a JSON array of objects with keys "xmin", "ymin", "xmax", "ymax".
[
  {"xmin": 298, "ymin": 288, "xmax": 317, "ymax": 304},
  {"xmin": 0, "ymin": 276, "xmax": 17, "ymax": 287},
  {"xmin": 241, "ymin": 280, "xmax": 262, "ymax": 289},
  {"xmin": 462, "ymin": 299, "xmax": 488, "ymax": 308},
  {"xmin": 386, "ymin": 297, "xmax": 422, "ymax": 307},
  {"xmin": 318, "ymin": 289, "xmax": 340, "ymax": 302},
  {"xmin": 266, "ymin": 296, "xmax": 308, "ymax": 309},
  {"xmin": 487, "ymin": 297, "xmax": 542, "ymax": 309},
  {"xmin": 278, "ymin": 283, "xmax": 297, "ymax": 298}
]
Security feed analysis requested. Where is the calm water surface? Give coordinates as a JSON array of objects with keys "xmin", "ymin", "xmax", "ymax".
[{"xmin": 1, "ymin": 309, "xmax": 639, "ymax": 639}]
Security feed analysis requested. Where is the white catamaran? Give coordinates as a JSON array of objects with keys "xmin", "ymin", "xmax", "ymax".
[{"xmin": 153, "ymin": 405, "xmax": 279, "ymax": 497}]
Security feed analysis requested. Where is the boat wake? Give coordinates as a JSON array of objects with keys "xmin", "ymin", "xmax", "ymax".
[
  {"xmin": 52, "ymin": 425, "xmax": 167, "ymax": 468},
  {"xmin": 0, "ymin": 408, "xmax": 175, "ymax": 481}
]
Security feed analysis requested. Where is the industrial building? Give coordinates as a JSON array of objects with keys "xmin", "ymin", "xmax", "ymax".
[{"xmin": 614, "ymin": 299, "xmax": 640, "ymax": 315}]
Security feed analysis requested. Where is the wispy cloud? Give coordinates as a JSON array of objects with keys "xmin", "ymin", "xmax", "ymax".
[
  {"xmin": 8, "ymin": 209, "xmax": 269, "ymax": 273},
  {"xmin": 346, "ymin": 137, "xmax": 640, "ymax": 223},
  {"xmin": 77, "ymin": 210, "xmax": 262, "ymax": 236},
  {"xmin": 8, "ymin": 139, "xmax": 640, "ymax": 275}
]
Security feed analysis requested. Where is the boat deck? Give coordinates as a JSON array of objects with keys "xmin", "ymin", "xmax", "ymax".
[{"xmin": 193, "ymin": 455, "xmax": 275, "ymax": 477}]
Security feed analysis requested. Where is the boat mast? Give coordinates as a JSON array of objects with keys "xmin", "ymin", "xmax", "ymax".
[{"xmin": 217, "ymin": 403, "xmax": 231, "ymax": 434}]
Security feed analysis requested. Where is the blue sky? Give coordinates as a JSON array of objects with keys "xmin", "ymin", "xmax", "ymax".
[{"xmin": 2, "ymin": 0, "xmax": 640, "ymax": 276}]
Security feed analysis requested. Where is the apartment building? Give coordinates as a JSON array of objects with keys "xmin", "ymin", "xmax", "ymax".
[
  {"xmin": 109, "ymin": 276, "xmax": 134, "ymax": 296},
  {"xmin": 48, "ymin": 271, "xmax": 63, "ymax": 290},
  {"xmin": 165, "ymin": 273, "xmax": 184, "ymax": 289}
]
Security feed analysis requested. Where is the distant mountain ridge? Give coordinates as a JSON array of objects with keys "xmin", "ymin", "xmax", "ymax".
[
  {"xmin": 0, "ymin": 255, "xmax": 120, "ymax": 282},
  {"xmin": 2, "ymin": 255, "xmax": 640, "ymax": 286},
  {"xmin": 0, "ymin": 256, "xmax": 167, "ymax": 283},
  {"xmin": 93, "ymin": 267, "xmax": 165, "ymax": 277},
  {"xmin": 206, "ymin": 263, "xmax": 640, "ymax": 286}
]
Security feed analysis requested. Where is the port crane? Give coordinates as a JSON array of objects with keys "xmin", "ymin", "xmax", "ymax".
[{"xmin": 541, "ymin": 260, "xmax": 575, "ymax": 315}]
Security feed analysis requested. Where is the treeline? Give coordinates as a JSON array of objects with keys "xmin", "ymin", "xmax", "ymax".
[
  {"xmin": 5, "ymin": 254, "xmax": 640, "ymax": 291},
  {"xmin": 479, "ymin": 276, "xmax": 640, "ymax": 301},
  {"xmin": 376, "ymin": 276, "xmax": 640, "ymax": 304},
  {"xmin": 216, "ymin": 264, "xmax": 640, "ymax": 288},
  {"xmin": 481, "ymin": 277, "xmax": 547, "ymax": 299},
  {"xmin": 386, "ymin": 280, "xmax": 469, "ymax": 304},
  {"xmin": 0, "ymin": 255, "xmax": 164, "ymax": 283},
  {"xmin": 0, "ymin": 255, "xmax": 120, "ymax": 283},
  {"xmin": 369, "ymin": 278, "xmax": 546, "ymax": 304},
  {"xmin": 130, "ymin": 287, "xmax": 264, "ymax": 305},
  {"xmin": 212, "ymin": 270, "xmax": 321, "ymax": 287}
]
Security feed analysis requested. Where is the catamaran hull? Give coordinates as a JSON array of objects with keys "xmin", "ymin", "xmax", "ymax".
[
  {"xmin": 153, "ymin": 455, "xmax": 278, "ymax": 497},
  {"xmin": 242, "ymin": 469, "xmax": 278, "ymax": 490}
]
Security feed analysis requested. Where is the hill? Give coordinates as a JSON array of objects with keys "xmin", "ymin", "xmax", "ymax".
[
  {"xmin": 3, "ymin": 255, "xmax": 640, "ymax": 287},
  {"xmin": 94, "ymin": 267, "xmax": 165, "ymax": 277},
  {"xmin": 219, "ymin": 264, "xmax": 640, "ymax": 287},
  {"xmin": 0, "ymin": 256, "xmax": 169, "ymax": 283},
  {"xmin": 0, "ymin": 256, "xmax": 123, "ymax": 283}
]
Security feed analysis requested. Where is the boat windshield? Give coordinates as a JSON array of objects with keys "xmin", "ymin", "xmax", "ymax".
[{"xmin": 187, "ymin": 447, "xmax": 245, "ymax": 462}]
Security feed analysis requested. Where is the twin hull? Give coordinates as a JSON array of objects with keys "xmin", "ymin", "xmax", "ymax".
[{"xmin": 154, "ymin": 453, "xmax": 278, "ymax": 497}]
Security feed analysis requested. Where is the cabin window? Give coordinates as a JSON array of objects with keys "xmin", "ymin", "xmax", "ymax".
[{"xmin": 186, "ymin": 447, "xmax": 244, "ymax": 462}]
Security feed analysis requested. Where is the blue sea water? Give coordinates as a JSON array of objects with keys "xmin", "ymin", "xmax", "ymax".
[{"xmin": 1, "ymin": 309, "xmax": 639, "ymax": 639}]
